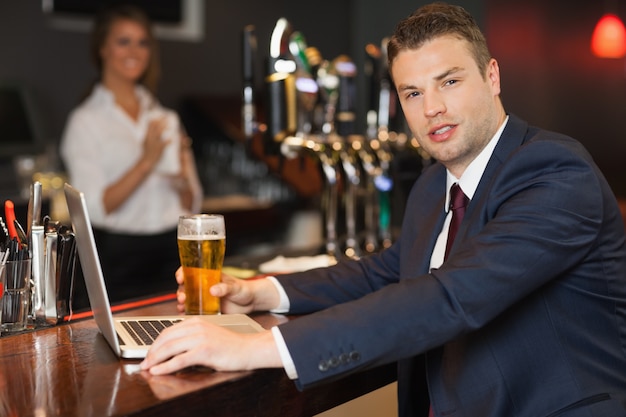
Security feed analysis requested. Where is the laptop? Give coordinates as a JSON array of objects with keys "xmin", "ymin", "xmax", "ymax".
[{"xmin": 63, "ymin": 183, "xmax": 264, "ymax": 359}]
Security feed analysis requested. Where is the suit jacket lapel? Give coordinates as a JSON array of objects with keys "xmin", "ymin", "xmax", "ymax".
[
  {"xmin": 401, "ymin": 165, "xmax": 448, "ymax": 276},
  {"xmin": 459, "ymin": 114, "xmax": 529, "ymax": 238}
]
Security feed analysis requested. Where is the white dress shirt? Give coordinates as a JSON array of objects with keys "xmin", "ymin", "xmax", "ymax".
[
  {"xmin": 429, "ymin": 116, "xmax": 508, "ymax": 270},
  {"xmin": 271, "ymin": 116, "xmax": 509, "ymax": 380},
  {"xmin": 60, "ymin": 84, "xmax": 203, "ymax": 234}
]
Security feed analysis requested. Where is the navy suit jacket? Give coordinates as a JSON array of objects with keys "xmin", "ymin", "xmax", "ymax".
[{"xmin": 276, "ymin": 114, "xmax": 626, "ymax": 416}]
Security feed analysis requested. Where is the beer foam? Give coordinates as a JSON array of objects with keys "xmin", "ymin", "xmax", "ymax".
[{"xmin": 178, "ymin": 234, "xmax": 225, "ymax": 240}]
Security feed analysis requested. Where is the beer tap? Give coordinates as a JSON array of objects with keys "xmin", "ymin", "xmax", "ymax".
[
  {"xmin": 310, "ymin": 55, "xmax": 343, "ymax": 260},
  {"xmin": 264, "ymin": 18, "xmax": 297, "ymax": 155},
  {"xmin": 370, "ymin": 134, "xmax": 394, "ymax": 249},
  {"xmin": 370, "ymin": 40, "xmax": 397, "ymax": 249},
  {"xmin": 304, "ymin": 46, "xmax": 326, "ymax": 133},
  {"xmin": 287, "ymin": 31, "xmax": 344, "ymax": 260},
  {"xmin": 318, "ymin": 139, "xmax": 341, "ymax": 260},
  {"xmin": 338, "ymin": 136, "xmax": 362, "ymax": 259},
  {"xmin": 351, "ymin": 129, "xmax": 379, "ymax": 253},
  {"xmin": 310, "ymin": 55, "xmax": 363, "ymax": 260},
  {"xmin": 289, "ymin": 31, "xmax": 319, "ymax": 136},
  {"xmin": 331, "ymin": 54, "xmax": 362, "ymax": 259},
  {"xmin": 281, "ymin": 134, "xmax": 340, "ymax": 259},
  {"xmin": 260, "ymin": 19, "xmax": 342, "ymax": 259},
  {"xmin": 333, "ymin": 55, "xmax": 357, "ymax": 137},
  {"xmin": 241, "ymin": 25, "xmax": 258, "ymax": 141},
  {"xmin": 360, "ymin": 43, "xmax": 393, "ymax": 250}
]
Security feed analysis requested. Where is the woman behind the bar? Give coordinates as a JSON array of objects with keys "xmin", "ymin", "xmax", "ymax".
[{"xmin": 60, "ymin": 4, "xmax": 203, "ymax": 303}]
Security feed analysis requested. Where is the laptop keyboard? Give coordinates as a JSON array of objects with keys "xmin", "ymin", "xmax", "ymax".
[{"xmin": 120, "ymin": 319, "xmax": 183, "ymax": 346}]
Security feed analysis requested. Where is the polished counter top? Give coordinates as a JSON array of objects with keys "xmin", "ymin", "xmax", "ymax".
[{"xmin": 0, "ymin": 297, "xmax": 396, "ymax": 417}]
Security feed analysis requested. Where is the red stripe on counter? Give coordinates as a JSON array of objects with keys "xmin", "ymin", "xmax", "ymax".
[{"xmin": 62, "ymin": 293, "xmax": 177, "ymax": 321}]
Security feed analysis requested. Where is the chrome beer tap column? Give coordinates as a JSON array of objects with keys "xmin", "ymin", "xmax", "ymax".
[
  {"xmin": 363, "ymin": 41, "xmax": 394, "ymax": 250},
  {"xmin": 281, "ymin": 135, "xmax": 340, "ymax": 260},
  {"xmin": 332, "ymin": 54, "xmax": 362, "ymax": 259},
  {"xmin": 338, "ymin": 137, "xmax": 361, "ymax": 260},
  {"xmin": 369, "ymin": 133, "xmax": 394, "ymax": 249},
  {"xmin": 318, "ymin": 139, "xmax": 341, "ymax": 260},
  {"xmin": 350, "ymin": 133, "xmax": 378, "ymax": 254},
  {"xmin": 241, "ymin": 25, "xmax": 258, "ymax": 141},
  {"xmin": 265, "ymin": 18, "xmax": 297, "ymax": 154},
  {"xmin": 259, "ymin": 19, "xmax": 343, "ymax": 259},
  {"xmin": 288, "ymin": 29, "xmax": 343, "ymax": 259}
]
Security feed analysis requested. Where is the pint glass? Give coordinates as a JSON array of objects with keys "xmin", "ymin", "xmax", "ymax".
[{"xmin": 177, "ymin": 214, "xmax": 225, "ymax": 314}]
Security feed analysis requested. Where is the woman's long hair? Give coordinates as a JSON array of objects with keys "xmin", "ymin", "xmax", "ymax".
[{"xmin": 84, "ymin": 3, "xmax": 161, "ymax": 99}]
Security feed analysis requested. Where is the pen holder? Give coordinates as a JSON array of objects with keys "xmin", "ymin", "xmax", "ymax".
[
  {"xmin": 1, "ymin": 258, "xmax": 32, "ymax": 333},
  {"xmin": 30, "ymin": 221, "xmax": 77, "ymax": 327}
]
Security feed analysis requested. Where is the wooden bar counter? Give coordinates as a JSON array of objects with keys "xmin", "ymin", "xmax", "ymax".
[{"xmin": 0, "ymin": 297, "xmax": 396, "ymax": 417}]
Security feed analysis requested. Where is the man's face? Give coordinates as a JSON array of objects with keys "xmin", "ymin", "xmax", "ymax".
[{"xmin": 390, "ymin": 35, "xmax": 505, "ymax": 178}]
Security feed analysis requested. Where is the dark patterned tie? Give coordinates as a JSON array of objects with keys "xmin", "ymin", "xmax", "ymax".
[
  {"xmin": 444, "ymin": 183, "xmax": 469, "ymax": 261},
  {"xmin": 430, "ymin": 185, "xmax": 468, "ymax": 416}
]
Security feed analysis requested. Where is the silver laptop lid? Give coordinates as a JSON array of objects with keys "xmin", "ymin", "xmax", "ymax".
[{"xmin": 64, "ymin": 183, "xmax": 122, "ymax": 356}]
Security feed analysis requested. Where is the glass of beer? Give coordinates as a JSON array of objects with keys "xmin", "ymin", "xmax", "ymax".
[{"xmin": 177, "ymin": 214, "xmax": 226, "ymax": 315}]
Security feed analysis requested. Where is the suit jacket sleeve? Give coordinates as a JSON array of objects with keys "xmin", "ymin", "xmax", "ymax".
[{"xmin": 276, "ymin": 119, "xmax": 625, "ymax": 391}]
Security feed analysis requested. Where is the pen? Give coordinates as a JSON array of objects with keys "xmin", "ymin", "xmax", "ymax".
[
  {"xmin": 7, "ymin": 237, "xmax": 18, "ymax": 262},
  {"xmin": 4, "ymin": 200, "xmax": 18, "ymax": 240},
  {"xmin": 0, "ymin": 216, "xmax": 8, "ymax": 249},
  {"xmin": 13, "ymin": 219, "xmax": 28, "ymax": 248}
]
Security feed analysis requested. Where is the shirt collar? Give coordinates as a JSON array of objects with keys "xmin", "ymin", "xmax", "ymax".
[
  {"xmin": 445, "ymin": 115, "xmax": 509, "ymax": 212},
  {"xmin": 91, "ymin": 83, "xmax": 154, "ymax": 111}
]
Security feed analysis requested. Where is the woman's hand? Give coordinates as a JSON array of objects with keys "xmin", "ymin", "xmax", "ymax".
[
  {"xmin": 168, "ymin": 134, "xmax": 196, "ymax": 209},
  {"xmin": 141, "ymin": 116, "xmax": 169, "ymax": 168},
  {"xmin": 102, "ymin": 116, "xmax": 169, "ymax": 213}
]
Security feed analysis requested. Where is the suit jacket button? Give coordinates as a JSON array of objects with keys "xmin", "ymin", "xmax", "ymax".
[
  {"xmin": 318, "ymin": 360, "xmax": 329, "ymax": 372},
  {"xmin": 329, "ymin": 356, "xmax": 340, "ymax": 368},
  {"xmin": 339, "ymin": 353, "xmax": 350, "ymax": 364},
  {"xmin": 349, "ymin": 351, "xmax": 361, "ymax": 362}
]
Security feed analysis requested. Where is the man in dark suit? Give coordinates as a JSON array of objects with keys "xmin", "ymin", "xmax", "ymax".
[{"xmin": 142, "ymin": 3, "xmax": 626, "ymax": 416}]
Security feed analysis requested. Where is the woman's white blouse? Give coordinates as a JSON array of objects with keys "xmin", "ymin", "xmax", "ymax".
[{"xmin": 60, "ymin": 84, "xmax": 202, "ymax": 234}]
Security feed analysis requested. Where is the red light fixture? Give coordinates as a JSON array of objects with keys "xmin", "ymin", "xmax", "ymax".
[{"xmin": 591, "ymin": 13, "xmax": 626, "ymax": 58}]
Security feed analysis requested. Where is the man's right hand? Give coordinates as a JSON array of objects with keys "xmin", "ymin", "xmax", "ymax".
[
  {"xmin": 175, "ymin": 267, "xmax": 281, "ymax": 314},
  {"xmin": 175, "ymin": 267, "xmax": 186, "ymax": 313}
]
